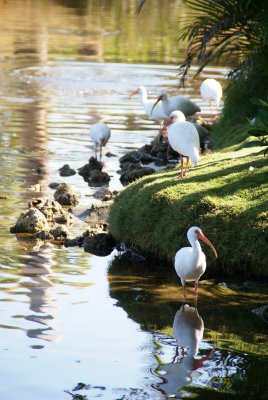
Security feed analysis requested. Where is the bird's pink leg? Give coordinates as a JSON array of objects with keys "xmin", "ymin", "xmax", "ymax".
[
  {"xmin": 180, "ymin": 154, "xmax": 184, "ymax": 179},
  {"xmin": 194, "ymin": 282, "xmax": 199, "ymax": 301},
  {"xmin": 100, "ymin": 138, "xmax": 104, "ymax": 159},
  {"xmin": 172, "ymin": 343, "xmax": 179, "ymax": 363},
  {"xmin": 183, "ymin": 157, "xmax": 190, "ymax": 177},
  {"xmin": 181, "ymin": 346, "xmax": 185, "ymax": 358},
  {"xmin": 182, "ymin": 285, "xmax": 186, "ymax": 301}
]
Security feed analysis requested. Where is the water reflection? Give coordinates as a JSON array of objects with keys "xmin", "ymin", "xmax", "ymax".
[
  {"xmin": 19, "ymin": 241, "xmax": 60, "ymax": 344},
  {"xmin": 155, "ymin": 304, "xmax": 214, "ymax": 396}
]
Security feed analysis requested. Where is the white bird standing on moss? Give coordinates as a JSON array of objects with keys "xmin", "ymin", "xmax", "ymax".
[
  {"xmin": 175, "ymin": 226, "xmax": 218, "ymax": 300},
  {"xmin": 89, "ymin": 123, "xmax": 111, "ymax": 159},
  {"xmin": 162, "ymin": 111, "xmax": 200, "ymax": 179},
  {"xmin": 151, "ymin": 92, "xmax": 200, "ymax": 118},
  {"xmin": 129, "ymin": 86, "xmax": 168, "ymax": 130},
  {"xmin": 200, "ymin": 78, "xmax": 222, "ymax": 119}
]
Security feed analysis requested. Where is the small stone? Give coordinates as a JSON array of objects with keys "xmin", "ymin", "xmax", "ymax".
[
  {"xmin": 27, "ymin": 184, "xmax": 41, "ymax": 192},
  {"xmin": 59, "ymin": 164, "xmax": 76, "ymax": 177},
  {"xmin": 49, "ymin": 182, "xmax": 60, "ymax": 189},
  {"xmin": 33, "ymin": 167, "xmax": 45, "ymax": 174},
  {"xmin": 54, "ymin": 183, "xmax": 81, "ymax": 206},
  {"xmin": 94, "ymin": 188, "xmax": 113, "ymax": 200},
  {"xmin": 49, "ymin": 225, "xmax": 70, "ymax": 239}
]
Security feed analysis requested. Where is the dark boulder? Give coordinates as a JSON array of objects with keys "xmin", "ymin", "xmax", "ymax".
[
  {"xmin": 83, "ymin": 233, "xmax": 116, "ymax": 256},
  {"xmin": 59, "ymin": 164, "xmax": 76, "ymax": 177}
]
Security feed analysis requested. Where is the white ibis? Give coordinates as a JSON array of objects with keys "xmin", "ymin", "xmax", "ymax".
[
  {"xmin": 200, "ymin": 78, "xmax": 222, "ymax": 119},
  {"xmin": 163, "ymin": 111, "xmax": 200, "ymax": 179},
  {"xmin": 152, "ymin": 92, "xmax": 200, "ymax": 118},
  {"xmin": 89, "ymin": 123, "xmax": 111, "ymax": 159},
  {"xmin": 157, "ymin": 305, "xmax": 214, "ymax": 395},
  {"xmin": 174, "ymin": 226, "xmax": 218, "ymax": 300},
  {"xmin": 129, "ymin": 86, "xmax": 168, "ymax": 131}
]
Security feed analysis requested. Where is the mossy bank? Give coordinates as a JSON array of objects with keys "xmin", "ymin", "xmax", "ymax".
[{"xmin": 108, "ymin": 147, "xmax": 268, "ymax": 279}]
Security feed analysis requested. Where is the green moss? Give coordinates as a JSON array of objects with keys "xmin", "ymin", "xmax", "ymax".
[{"xmin": 109, "ymin": 148, "xmax": 268, "ymax": 278}]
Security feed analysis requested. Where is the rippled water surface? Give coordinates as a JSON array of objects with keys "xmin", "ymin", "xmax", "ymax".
[{"xmin": 0, "ymin": 1, "xmax": 267, "ymax": 399}]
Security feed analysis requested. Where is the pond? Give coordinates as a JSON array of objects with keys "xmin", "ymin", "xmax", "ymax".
[{"xmin": 0, "ymin": 1, "xmax": 267, "ymax": 399}]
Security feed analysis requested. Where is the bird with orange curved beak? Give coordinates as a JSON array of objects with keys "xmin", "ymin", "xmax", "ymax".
[
  {"xmin": 151, "ymin": 92, "xmax": 200, "ymax": 120},
  {"xmin": 175, "ymin": 226, "xmax": 218, "ymax": 301},
  {"xmin": 129, "ymin": 86, "xmax": 168, "ymax": 134}
]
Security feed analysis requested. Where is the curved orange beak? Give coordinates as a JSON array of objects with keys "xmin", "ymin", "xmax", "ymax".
[
  {"xmin": 158, "ymin": 115, "xmax": 172, "ymax": 142},
  {"xmin": 129, "ymin": 89, "xmax": 138, "ymax": 99},
  {"xmin": 151, "ymin": 94, "xmax": 163, "ymax": 115},
  {"xmin": 197, "ymin": 231, "xmax": 218, "ymax": 258}
]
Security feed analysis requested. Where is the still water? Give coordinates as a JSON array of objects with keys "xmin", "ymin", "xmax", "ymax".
[{"xmin": 0, "ymin": 1, "xmax": 267, "ymax": 399}]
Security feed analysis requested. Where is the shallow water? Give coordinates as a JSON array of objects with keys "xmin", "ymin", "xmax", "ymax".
[{"xmin": 0, "ymin": 1, "xmax": 267, "ymax": 399}]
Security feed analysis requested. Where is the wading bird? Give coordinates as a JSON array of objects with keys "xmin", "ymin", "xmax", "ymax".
[
  {"xmin": 200, "ymin": 78, "xmax": 222, "ymax": 120},
  {"xmin": 162, "ymin": 111, "xmax": 200, "ymax": 179},
  {"xmin": 129, "ymin": 86, "xmax": 168, "ymax": 131},
  {"xmin": 89, "ymin": 123, "xmax": 111, "ymax": 159},
  {"xmin": 151, "ymin": 92, "xmax": 200, "ymax": 118},
  {"xmin": 174, "ymin": 226, "xmax": 218, "ymax": 301}
]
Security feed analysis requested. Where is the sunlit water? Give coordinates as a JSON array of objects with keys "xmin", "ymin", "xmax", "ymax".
[{"xmin": 0, "ymin": 1, "xmax": 267, "ymax": 399}]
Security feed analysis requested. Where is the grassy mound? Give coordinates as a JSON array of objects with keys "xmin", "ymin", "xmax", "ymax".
[{"xmin": 108, "ymin": 148, "xmax": 268, "ymax": 278}]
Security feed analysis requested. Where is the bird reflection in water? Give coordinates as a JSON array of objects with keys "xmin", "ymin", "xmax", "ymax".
[
  {"xmin": 154, "ymin": 304, "xmax": 214, "ymax": 396},
  {"xmin": 19, "ymin": 241, "xmax": 60, "ymax": 344}
]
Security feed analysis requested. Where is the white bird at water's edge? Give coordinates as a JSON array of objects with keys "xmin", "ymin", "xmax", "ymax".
[
  {"xmin": 174, "ymin": 226, "xmax": 218, "ymax": 301},
  {"xmin": 151, "ymin": 92, "xmax": 201, "ymax": 118},
  {"xmin": 162, "ymin": 111, "xmax": 200, "ymax": 179},
  {"xmin": 129, "ymin": 86, "xmax": 168, "ymax": 131},
  {"xmin": 200, "ymin": 78, "xmax": 222, "ymax": 120},
  {"xmin": 89, "ymin": 123, "xmax": 111, "ymax": 159}
]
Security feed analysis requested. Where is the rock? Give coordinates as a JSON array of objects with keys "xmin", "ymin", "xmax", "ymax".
[
  {"xmin": 78, "ymin": 157, "xmax": 110, "ymax": 185},
  {"xmin": 140, "ymin": 144, "xmax": 152, "ymax": 153},
  {"xmin": 49, "ymin": 182, "xmax": 60, "ymax": 189},
  {"xmin": 64, "ymin": 236, "xmax": 84, "ymax": 247},
  {"xmin": 89, "ymin": 169, "xmax": 110, "ymax": 184},
  {"xmin": 106, "ymin": 152, "xmax": 116, "ymax": 157},
  {"xmin": 83, "ymin": 233, "xmax": 116, "ymax": 256},
  {"xmin": 33, "ymin": 166, "xmax": 45, "ymax": 174},
  {"xmin": 27, "ymin": 184, "xmax": 41, "ymax": 192},
  {"xmin": 120, "ymin": 161, "xmax": 141, "ymax": 172},
  {"xmin": 37, "ymin": 231, "xmax": 54, "ymax": 240},
  {"xmin": 119, "ymin": 151, "xmax": 141, "ymax": 164},
  {"xmin": 10, "ymin": 208, "xmax": 49, "ymax": 234},
  {"xmin": 54, "ymin": 183, "xmax": 81, "ymax": 206},
  {"xmin": 59, "ymin": 164, "xmax": 76, "ymax": 177},
  {"xmin": 28, "ymin": 198, "xmax": 73, "ymax": 226},
  {"xmin": 78, "ymin": 157, "xmax": 102, "ymax": 177},
  {"xmin": 94, "ymin": 188, "xmax": 113, "ymax": 201},
  {"xmin": 0, "ymin": 195, "xmax": 8, "ymax": 199},
  {"xmin": 150, "ymin": 142, "xmax": 168, "ymax": 156},
  {"xmin": 139, "ymin": 152, "xmax": 159, "ymax": 164},
  {"xmin": 120, "ymin": 165, "xmax": 155, "ymax": 185},
  {"xmin": 49, "ymin": 225, "xmax": 70, "ymax": 239},
  {"xmin": 252, "ymin": 304, "xmax": 268, "ymax": 323},
  {"xmin": 125, "ymin": 248, "xmax": 146, "ymax": 262}
]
